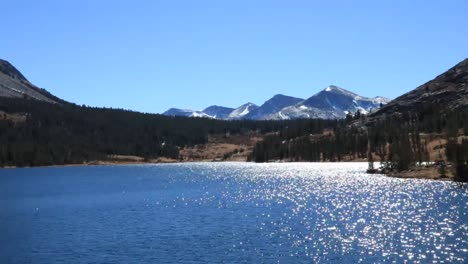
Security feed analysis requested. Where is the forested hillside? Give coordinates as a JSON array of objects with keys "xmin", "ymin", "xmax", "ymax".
[
  {"xmin": 249, "ymin": 113, "xmax": 369, "ymax": 163},
  {"xmin": 0, "ymin": 97, "xmax": 336, "ymax": 167}
]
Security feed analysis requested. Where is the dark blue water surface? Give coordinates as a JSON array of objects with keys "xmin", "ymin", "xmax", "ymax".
[{"xmin": 0, "ymin": 163, "xmax": 467, "ymax": 263}]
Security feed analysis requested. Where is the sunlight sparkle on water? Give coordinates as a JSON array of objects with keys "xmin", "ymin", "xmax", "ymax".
[
  {"xmin": 178, "ymin": 162, "xmax": 467, "ymax": 263},
  {"xmin": 1, "ymin": 162, "xmax": 466, "ymax": 263}
]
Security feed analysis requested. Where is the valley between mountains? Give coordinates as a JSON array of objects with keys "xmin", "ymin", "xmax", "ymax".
[{"xmin": 1, "ymin": 58, "xmax": 467, "ymax": 181}]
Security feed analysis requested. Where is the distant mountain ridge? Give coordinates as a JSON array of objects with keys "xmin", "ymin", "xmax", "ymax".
[{"xmin": 163, "ymin": 86, "xmax": 390, "ymax": 120}]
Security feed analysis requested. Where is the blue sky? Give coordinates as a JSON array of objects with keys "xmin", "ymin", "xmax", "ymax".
[{"xmin": 2, "ymin": 0, "xmax": 467, "ymax": 113}]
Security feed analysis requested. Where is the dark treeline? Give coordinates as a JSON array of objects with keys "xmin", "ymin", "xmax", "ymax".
[
  {"xmin": 249, "ymin": 116, "xmax": 367, "ymax": 163},
  {"xmin": 0, "ymin": 97, "xmax": 317, "ymax": 167}
]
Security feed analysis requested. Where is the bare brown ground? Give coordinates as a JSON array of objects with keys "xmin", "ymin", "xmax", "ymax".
[{"xmin": 179, "ymin": 134, "xmax": 262, "ymax": 162}]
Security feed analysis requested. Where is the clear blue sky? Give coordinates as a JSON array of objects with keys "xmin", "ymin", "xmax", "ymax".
[{"xmin": 2, "ymin": 0, "xmax": 467, "ymax": 113}]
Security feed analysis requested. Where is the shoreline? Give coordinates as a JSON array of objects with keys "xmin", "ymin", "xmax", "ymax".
[
  {"xmin": 0, "ymin": 159, "xmax": 180, "ymax": 169},
  {"xmin": 1, "ymin": 160, "xmax": 459, "ymax": 182},
  {"xmin": 369, "ymin": 164, "xmax": 455, "ymax": 182}
]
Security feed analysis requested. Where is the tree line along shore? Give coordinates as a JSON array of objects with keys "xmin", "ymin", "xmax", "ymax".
[{"xmin": 1, "ymin": 97, "xmax": 467, "ymax": 182}]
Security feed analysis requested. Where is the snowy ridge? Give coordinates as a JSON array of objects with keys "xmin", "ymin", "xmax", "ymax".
[{"xmin": 162, "ymin": 85, "xmax": 390, "ymax": 120}]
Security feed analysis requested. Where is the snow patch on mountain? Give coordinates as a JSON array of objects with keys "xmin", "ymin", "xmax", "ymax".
[
  {"xmin": 228, "ymin": 103, "xmax": 258, "ymax": 119},
  {"xmin": 190, "ymin": 111, "xmax": 213, "ymax": 118}
]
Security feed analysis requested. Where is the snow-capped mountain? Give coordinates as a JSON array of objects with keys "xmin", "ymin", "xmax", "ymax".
[
  {"xmin": 227, "ymin": 103, "xmax": 258, "ymax": 120},
  {"xmin": 162, "ymin": 86, "xmax": 390, "ymax": 120},
  {"xmin": 272, "ymin": 86, "xmax": 390, "ymax": 120},
  {"xmin": 202, "ymin": 105, "xmax": 234, "ymax": 119},
  {"xmin": 243, "ymin": 94, "xmax": 304, "ymax": 120},
  {"xmin": 162, "ymin": 108, "xmax": 212, "ymax": 118}
]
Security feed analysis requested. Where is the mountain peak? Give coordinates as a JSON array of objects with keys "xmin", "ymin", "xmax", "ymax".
[
  {"xmin": 269, "ymin": 94, "xmax": 303, "ymax": 102},
  {"xmin": 202, "ymin": 105, "xmax": 234, "ymax": 119},
  {"xmin": 227, "ymin": 103, "xmax": 259, "ymax": 119},
  {"xmin": 202, "ymin": 105, "xmax": 233, "ymax": 112},
  {"xmin": 324, "ymin": 85, "xmax": 339, "ymax": 92},
  {"xmin": 321, "ymin": 85, "xmax": 359, "ymax": 97},
  {"xmin": 0, "ymin": 59, "xmax": 28, "ymax": 82},
  {"xmin": 243, "ymin": 94, "xmax": 303, "ymax": 120},
  {"xmin": 271, "ymin": 94, "xmax": 290, "ymax": 99}
]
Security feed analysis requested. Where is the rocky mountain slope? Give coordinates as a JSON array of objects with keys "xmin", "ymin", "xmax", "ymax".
[
  {"xmin": 0, "ymin": 59, "xmax": 58, "ymax": 103},
  {"xmin": 372, "ymin": 58, "xmax": 468, "ymax": 118}
]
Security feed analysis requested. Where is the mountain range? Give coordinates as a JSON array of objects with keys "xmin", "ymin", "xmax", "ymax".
[
  {"xmin": 4, "ymin": 57, "xmax": 467, "ymax": 123},
  {"xmin": 0, "ymin": 58, "xmax": 391, "ymax": 120},
  {"xmin": 163, "ymin": 86, "xmax": 390, "ymax": 120}
]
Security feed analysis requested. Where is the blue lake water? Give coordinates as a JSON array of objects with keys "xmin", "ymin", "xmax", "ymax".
[{"xmin": 0, "ymin": 162, "xmax": 467, "ymax": 263}]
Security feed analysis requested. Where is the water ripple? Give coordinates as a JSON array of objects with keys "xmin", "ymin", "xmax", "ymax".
[
  {"xmin": 176, "ymin": 162, "xmax": 467, "ymax": 263},
  {"xmin": 0, "ymin": 162, "xmax": 466, "ymax": 263}
]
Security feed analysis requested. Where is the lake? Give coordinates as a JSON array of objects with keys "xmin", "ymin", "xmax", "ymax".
[{"xmin": 0, "ymin": 162, "xmax": 466, "ymax": 263}]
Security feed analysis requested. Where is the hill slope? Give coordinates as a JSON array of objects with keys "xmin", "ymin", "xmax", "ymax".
[
  {"xmin": 0, "ymin": 59, "xmax": 58, "ymax": 103},
  {"xmin": 373, "ymin": 58, "xmax": 468, "ymax": 117}
]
